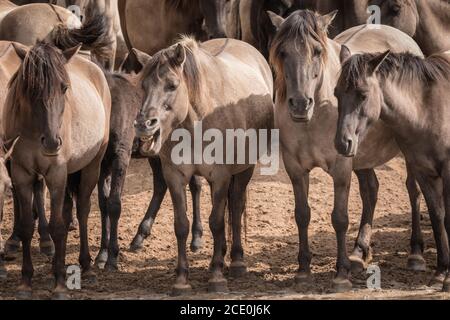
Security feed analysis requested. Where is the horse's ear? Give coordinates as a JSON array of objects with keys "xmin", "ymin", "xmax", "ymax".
[
  {"xmin": 3, "ymin": 136, "xmax": 20, "ymax": 161},
  {"xmin": 339, "ymin": 45, "xmax": 352, "ymax": 64},
  {"xmin": 62, "ymin": 44, "xmax": 82, "ymax": 63},
  {"xmin": 12, "ymin": 43, "xmax": 28, "ymax": 61},
  {"xmin": 120, "ymin": 48, "xmax": 152, "ymax": 74},
  {"xmin": 173, "ymin": 43, "xmax": 186, "ymax": 67},
  {"xmin": 267, "ymin": 11, "xmax": 285, "ymax": 30},
  {"xmin": 318, "ymin": 10, "xmax": 338, "ymax": 32},
  {"xmin": 368, "ymin": 50, "xmax": 390, "ymax": 75}
]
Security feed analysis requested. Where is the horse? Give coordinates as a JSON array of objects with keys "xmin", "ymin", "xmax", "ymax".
[
  {"xmin": 267, "ymin": 10, "xmax": 427, "ymax": 292},
  {"xmin": 134, "ymin": 36, "xmax": 274, "ymax": 295},
  {"xmin": 57, "ymin": 0, "xmax": 127, "ymax": 70},
  {"xmin": 335, "ymin": 49, "xmax": 450, "ymax": 291},
  {"xmin": 0, "ymin": 2, "xmax": 81, "ymax": 45},
  {"xmin": 118, "ymin": 0, "xmax": 229, "ymax": 56},
  {"xmin": 376, "ymin": 0, "xmax": 450, "ymax": 55},
  {"xmin": 1, "ymin": 9, "xmax": 111, "ymax": 261},
  {"xmin": 3, "ymin": 40, "xmax": 111, "ymax": 300},
  {"xmin": 93, "ymin": 52, "xmax": 204, "ymax": 271}
]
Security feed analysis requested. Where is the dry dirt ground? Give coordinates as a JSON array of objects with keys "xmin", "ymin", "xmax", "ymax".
[{"xmin": 1, "ymin": 157, "xmax": 449, "ymax": 300}]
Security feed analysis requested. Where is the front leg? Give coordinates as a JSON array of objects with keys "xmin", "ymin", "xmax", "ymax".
[
  {"xmin": 208, "ymin": 176, "xmax": 231, "ymax": 293},
  {"xmin": 331, "ymin": 159, "xmax": 353, "ymax": 293},
  {"xmin": 164, "ymin": 169, "xmax": 191, "ymax": 296}
]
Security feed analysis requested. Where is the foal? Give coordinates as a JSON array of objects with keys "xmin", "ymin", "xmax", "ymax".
[
  {"xmin": 335, "ymin": 49, "xmax": 450, "ymax": 291},
  {"xmin": 4, "ymin": 42, "xmax": 110, "ymax": 299}
]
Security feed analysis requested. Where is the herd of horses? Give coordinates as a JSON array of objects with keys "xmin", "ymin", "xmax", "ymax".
[{"xmin": 0, "ymin": 0, "xmax": 448, "ymax": 300}]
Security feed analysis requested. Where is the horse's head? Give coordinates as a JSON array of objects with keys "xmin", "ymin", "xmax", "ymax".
[
  {"xmin": 65, "ymin": 0, "xmax": 91, "ymax": 22},
  {"xmin": 334, "ymin": 46, "xmax": 390, "ymax": 157},
  {"xmin": 200, "ymin": 0, "xmax": 229, "ymax": 39},
  {"xmin": 135, "ymin": 39, "xmax": 201, "ymax": 156},
  {"xmin": 11, "ymin": 42, "xmax": 80, "ymax": 157},
  {"xmin": 269, "ymin": 10, "xmax": 336, "ymax": 123},
  {"xmin": 379, "ymin": 0, "xmax": 418, "ymax": 37}
]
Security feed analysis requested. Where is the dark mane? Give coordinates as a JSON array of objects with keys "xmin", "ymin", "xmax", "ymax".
[
  {"xmin": 165, "ymin": 0, "xmax": 193, "ymax": 10},
  {"xmin": 142, "ymin": 37, "xmax": 202, "ymax": 105},
  {"xmin": 339, "ymin": 52, "xmax": 450, "ymax": 90},
  {"xmin": 269, "ymin": 10, "xmax": 329, "ymax": 100},
  {"xmin": 9, "ymin": 42, "xmax": 69, "ymax": 106}
]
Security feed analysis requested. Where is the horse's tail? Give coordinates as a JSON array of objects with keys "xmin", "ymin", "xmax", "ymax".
[{"xmin": 49, "ymin": 6, "xmax": 111, "ymax": 60}]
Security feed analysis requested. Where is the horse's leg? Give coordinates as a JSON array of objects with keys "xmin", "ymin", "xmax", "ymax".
[
  {"xmin": 34, "ymin": 179, "xmax": 54, "ymax": 257},
  {"xmin": 440, "ymin": 163, "xmax": 450, "ymax": 292},
  {"xmin": 104, "ymin": 153, "xmax": 130, "ymax": 271},
  {"xmin": 166, "ymin": 175, "xmax": 190, "ymax": 296},
  {"xmin": 189, "ymin": 176, "xmax": 203, "ymax": 253},
  {"xmin": 331, "ymin": 160, "xmax": 353, "ymax": 292},
  {"xmin": 284, "ymin": 156, "xmax": 312, "ymax": 290},
  {"xmin": 130, "ymin": 157, "xmax": 167, "ymax": 251},
  {"xmin": 0, "ymin": 206, "xmax": 5, "ymax": 279},
  {"xmin": 12, "ymin": 168, "xmax": 35, "ymax": 300},
  {"xmin": 229, "ymin": 166, "xmax": 255, "ymax": 278},
  {"xmin": 46, "ymin": 167, "xmax": 70, "ymax": 300},
  {"xmin": 415, "ymin": 173, "xmax": 449, "ymax": 286},
  {"xmin": 405, "ymin": 164, "xmax": 426, "ymax": 271},
  {"xmin": 208, "ymin": 176, "xmax": 231, "ymax": 293},
  {"xmin": 4, "ymin": 192, "xmax": 21, "ymax": 259},
  {"xmin": 94, "ymin": 164, "xmax": 111, "ymax": 269},
  {"xmin": 76, "ymin": 158, "xmax": 104, "ymax": 283},
  {"xmin": 350, "ymin": 169, "xmax": 379, "ymax": 273}
]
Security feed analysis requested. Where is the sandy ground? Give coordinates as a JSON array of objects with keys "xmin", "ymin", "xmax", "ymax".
[{"xmin": 0, "ymin": 157, "xmax": 449, "ymax": 300}]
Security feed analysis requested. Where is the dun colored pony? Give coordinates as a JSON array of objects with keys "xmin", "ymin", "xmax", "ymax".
[
  {"xmin": 4, "ymin": 41, "xmax": 111, "ymax": 300},
  {"xmin": 268, "ymin": 10, "xmax": 426, "ymax": 292},
  {"xmin": 335, "ymin": 49, "xmax": 450, "ymax": 291},
  {"xmin": 134, "ymin": 37, "xmax": 274, "ymax": 295}
]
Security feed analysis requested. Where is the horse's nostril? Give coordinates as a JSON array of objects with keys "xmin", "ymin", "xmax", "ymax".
[
  {"xmin": 288, "ymin": 98, "xmax": 295, "ymax": 108},
  {"xmin": 145, "ymin": 118, "xmax": 159, "ymax": 129},
  {"xmin": 347, "ymin": 139, "xmax": 353, "ymax": 153}
]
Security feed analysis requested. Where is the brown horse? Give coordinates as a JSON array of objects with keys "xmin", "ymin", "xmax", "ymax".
[
  {"xmin": 335, "ymin": 49, "xmax": 450, "ymax": 291},
  {"xmin": 118, "ymin": 0, "xmax": 229, "ymax": 56},
  {"xmin": 134, "ymin": 37, "xmax": 274, "ymax": 295},
  {"xmin": 0, "ymin": 2, "xmax": 82, "ymax": 45},
  {"xmin": 377, "ymin": 0, "xmax": 450, "ymax": 55},
  {"xmin": 4, "ymin": 41, "xmax": 111, "ymax": 299},
  {"xmin": 268, "ymin": 10, "xmax": 426, "ymax": 292}
]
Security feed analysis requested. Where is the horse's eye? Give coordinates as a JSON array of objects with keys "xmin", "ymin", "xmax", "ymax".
[
  {"xmin": 61, "ymin": 84, "xmax": 69, "ymax": 94},
  {"xmin": 314, "ymin": 47, "xmax": 322, "ymax": 56},
  {"xmin": 358, "ymin": 92, "xmax": 368, "ymax": 101},
  {"xmin": 163, "ymin": 104, "xmax": 172, "ymax": 111},
  {"xmin": 166, "ymin": 82, "xmax": 178, "ymax": 91}
]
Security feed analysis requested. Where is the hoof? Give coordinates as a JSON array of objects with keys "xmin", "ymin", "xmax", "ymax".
[
  {"xmin": 429, "ymin": 272, "xmax": 446, "ymax": 287},
  {"xmin": 171, "ymin": 283, "xmax": 192, "ymax": 297},
  {"xmin": 229, "ymin": 261, "xmax": 247, "ymax": 278},
  {"xmin": 39, "ymin": 240, "xmax": 55, "ymax": 257},
  {"xmin": 190, "ymin": 238, "xmax": 203, "ymax": 253},
  {"xmin": 129, "ymin": 236, "xmax": 144, "ymax": 252},
  {"xmin": 208, "ymin": 278, "xmax": 229, "ymax": 293},
  {"xmin": 104, "ymin": 262, "xmax": 119, "ymax": 272},
  {"xmin": 94, "ymin": 250, "xmax": 108, "ymax": 270},
  {"xmin": 16, "ymin": 289, "xmax": 32, "ymax": 300},
  {"xmin": 0, "ymin": 266, "xmax": 6, "ymax": 280},
  {"xmin": 294, "ymin": 273, "xmax": 314, "ymax": 292},
  {"xmin": 443, "ymin": 277, "xmax": 450, "ymax": 293},
  {"xmin": 4, "ymin": 239, "xmax": 20, "ymax": 260},
  {"xmin": 83, "ymin": 270, "xmax": 98, "ymax": 284},
  {"xmin": 407, "ymin": 254, "xmax": 427, "ymax": 272},
  {"xmin": 52, "ymin": 291, "xmax": 70, "ymax": 301},
  {"xmin": 332, "ymin": 278, "xmax": 353, "ymax": 293},
  {"xmin": 349, "ymin": 255, "xmax": 367, "ymax": 274}
]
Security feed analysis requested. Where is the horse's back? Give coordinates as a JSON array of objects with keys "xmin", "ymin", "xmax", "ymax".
[
  {"xmin": 0, "ymin": 4, "xmax": 81, "ymax": 46},
  {"xmin": 335, "ymin": 25, "xmax": 423, "ymax": 57},
  {"xmin": 202, "ymin": 38, "xmax": 273, "ymax": 98}
]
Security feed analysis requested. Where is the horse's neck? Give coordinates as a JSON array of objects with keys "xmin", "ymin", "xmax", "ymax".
[
  {"xmin": 316, "ymin": 39, "xmax": 341, "ymax": 106},
  {"xmin": 380, "ymin": 78, "xmax": 424, "ymax": 134},
  {"xmin": 415, "ymin": 0, "xmax": 450, "ymax": 54}
]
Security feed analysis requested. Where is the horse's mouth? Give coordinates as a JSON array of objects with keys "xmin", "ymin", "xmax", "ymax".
[
  {"xmin": 41, "ymin": 150, "xmax": 61, "ymax": 158},
  {"xmin": 290, "ymin": 114, "xmax": 310, "ymax": 123},
  {"xmin": 139, "ymin": 129, "xmax": 162, "ymax": 155}
]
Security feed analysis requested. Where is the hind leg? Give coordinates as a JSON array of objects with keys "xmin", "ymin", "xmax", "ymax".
[
  {"xmin": 130, "ymin": 157, "xmax": 167, "ymax": 251},
  {"xmin": 95, "ymin": 165, "xmax": 111, "ymax": 269},
  {"xmin": 190, "ymin": 176, "xmax": 203, "ymax": 252},
  {"xmin": 405, "ymin": 164, "xmax": 426, "ymax": 272},
  {"xmin": 350, "ymin": 169, "xmax": 379, "ymax": 273},
  {"xmin": 229, "ymin": 167, "xmax": 255, "ymax": 278}
]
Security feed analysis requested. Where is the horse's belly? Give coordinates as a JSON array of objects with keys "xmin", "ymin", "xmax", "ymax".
[{"xmin": 67, "ymin": 95, "xmax": 107, "ymax": 173}]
